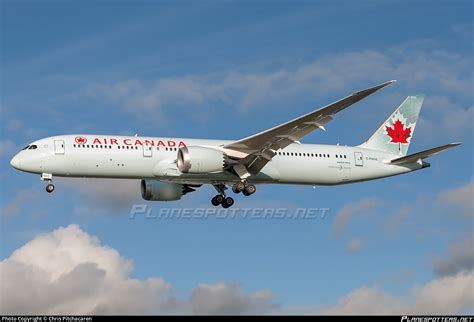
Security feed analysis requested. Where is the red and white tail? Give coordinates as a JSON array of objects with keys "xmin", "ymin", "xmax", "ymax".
[{"xmin": 359, "ymin": 95, "xmax": 424, "ymax": 156}]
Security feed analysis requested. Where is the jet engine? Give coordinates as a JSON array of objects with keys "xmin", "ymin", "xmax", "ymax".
[
  {"xmin": 177, "ymin": 146, "xmax": 226, "ymax": 173},
  {"xmin": 141, "ymin": 180, "xmax": 196, "ymax": 201}
]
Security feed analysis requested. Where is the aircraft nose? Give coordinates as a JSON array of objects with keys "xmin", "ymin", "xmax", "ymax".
[{"xmin": 10, "ymin": 154, "xmax": 21, "ymax": 169}]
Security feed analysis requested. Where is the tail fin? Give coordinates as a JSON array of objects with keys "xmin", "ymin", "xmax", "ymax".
[{"xmin": 359, "ymin": 95, "xmax": 424, "ymax": 156}]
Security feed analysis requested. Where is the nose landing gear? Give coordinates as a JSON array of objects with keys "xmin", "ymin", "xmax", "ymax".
[
  {"xmin": 41, "ymin": 173, "xmax": 55, "ymax": 193},
  {"xmin": 46, "ymin": 183, "xmax": 55, "ymax": 193}
]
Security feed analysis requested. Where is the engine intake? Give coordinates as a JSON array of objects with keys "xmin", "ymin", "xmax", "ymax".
[
  {"xmin": 177, "ymin": 146, "xmax": 226, "ymax": 173},
  {"xmin": 141, "ymin": 180, "xmax": 196, "ymax": 201}
]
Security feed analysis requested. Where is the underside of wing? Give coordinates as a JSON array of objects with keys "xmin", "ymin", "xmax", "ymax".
[{"xmin": 224, "ymin": 80, "xmax": 396, "ymax": 176}]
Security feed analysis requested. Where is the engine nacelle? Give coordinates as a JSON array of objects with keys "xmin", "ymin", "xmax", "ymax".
[
  {"xmin": 177, "ymin": 146, "xmax": 225, "ymax": 173},
  {"xmin": 141, "ymin": 180, "xmax": 187, "ymax": 201}
]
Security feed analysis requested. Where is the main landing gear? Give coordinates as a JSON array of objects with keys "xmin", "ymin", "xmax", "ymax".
[
  {"xmin": 231, "ymin": 181, "xmax": 256, "ymax": 196},
  {"xmin": 211, "ymin": 184, "xmax": 234, "ymax": 208},
  {"xmin": 41, "ymin": 173, "xmax": 55, "ymax": 193},
  {"xmin": 211, "ymin": 194, "xmax": 234, "ymax": 208},
  {"xmin": 211, "ymin": 181, "xmax": 256, "ymax": 208}
]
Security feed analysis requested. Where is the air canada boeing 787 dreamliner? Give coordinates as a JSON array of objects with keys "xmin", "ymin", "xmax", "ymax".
[{"xmin": 10, "ymin": 81, "xmax": 461, "ymax": 208}]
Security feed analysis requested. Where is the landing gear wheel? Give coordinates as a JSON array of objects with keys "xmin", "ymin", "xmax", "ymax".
[
  {"xmin": 46, "ymin": 183, "xmax": 55, "ymax": 193},
  {"xmin": 232, "ymin": 182, "xmax": 245, "ymax": 194},
  {"xmin": 243, "ymin": 184, "xmax": 256, "ymax": 196},
  {"xmin": 221, "ymin": 197, "xmax": 234, "ymax": 208},
  {"xmin": 211, "ymin": 194, "xmax": 224, "ymax": 206}
]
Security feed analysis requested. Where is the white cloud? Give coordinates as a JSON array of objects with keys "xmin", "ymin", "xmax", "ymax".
[
  {"xmin": 0, "ymin": 224, "xmax": 277, "ymax": 315},
  {"xmin": 2, "ymin": 224, "xmax": 472, "ymax": 315},
  {"xmin": 437, "ymin": 179, "xmax": 474, "ymax": 218},
  {"xmin": 333, "ymin": 197, "xmax": 378, "ymax": 237},
  {"xmin": 312, "ymin": 271, "xmax": 474, "ymax": 315},
  {"xmin": 85, "ymin": 43, "xmax": 472, "ymax": 137},
  {"xmin": 433, "ymin": 233, "xmax": 474, "ymax": 277},
  {"xmin": 190, "ymin": 283, "xmax": 276, "ymax": 315},
  {"xmin": 418, "ymin": 96, "xmax": 474, "ymax": 138}
]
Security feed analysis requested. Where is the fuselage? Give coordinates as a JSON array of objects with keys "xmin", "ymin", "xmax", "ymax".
[{"xmin": 10, "ymin": 134, "xmax": 423, "ymax": 186}]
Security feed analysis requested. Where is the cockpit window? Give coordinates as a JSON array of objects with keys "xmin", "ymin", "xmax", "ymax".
[
  {"xmin": 28, "ymin": 145, "xmax": 38, "ymax": 150},
  {"xmin": 22, "ymin": 145, "xmax": 30, "ymax": 150}
]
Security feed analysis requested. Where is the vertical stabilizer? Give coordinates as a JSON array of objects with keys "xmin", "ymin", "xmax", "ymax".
[{"xmin": 359, "ymin": 95, "xmax": 424, "ymax": 156}]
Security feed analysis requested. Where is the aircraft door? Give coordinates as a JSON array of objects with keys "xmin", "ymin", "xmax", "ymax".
[
  {"xmin": 354, "ymin": 152, "xmax": 363, "ymax": 167},
  {"xmin": 143, "ymin": 145, "xmax": 152, "ymax": 157},
  {"xmin": 54, "ymin": 140, "xmax": 65, "ymax": 155}
]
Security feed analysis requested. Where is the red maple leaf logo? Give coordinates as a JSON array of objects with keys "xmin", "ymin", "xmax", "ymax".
[
  {"xmin": 385, "ymin": 120, "xmax": 412, "ymax": 144},
  {"xmin": 75, "ymin": 136, "xmax": 87, "ymax": 144}
]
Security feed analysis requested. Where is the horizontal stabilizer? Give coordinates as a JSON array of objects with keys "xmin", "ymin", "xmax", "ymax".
[{"xmin": 389, "ymin": 143, "xmax": 462, "ymax": 165}]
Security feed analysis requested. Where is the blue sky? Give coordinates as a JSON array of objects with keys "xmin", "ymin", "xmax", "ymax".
[{"xmin": 1, "ymin": 0, "xmax": 473, "ymax": 314}]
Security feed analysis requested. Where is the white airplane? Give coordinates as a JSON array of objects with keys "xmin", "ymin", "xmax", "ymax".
[{"xmin": 10, "ymin": 80, "xmax": 461, "ymax": 208}]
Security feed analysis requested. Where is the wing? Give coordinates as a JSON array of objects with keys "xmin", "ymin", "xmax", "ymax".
[{"xmin": 224, "ymin": 80, "xmax": 396, "ymax": 176}]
